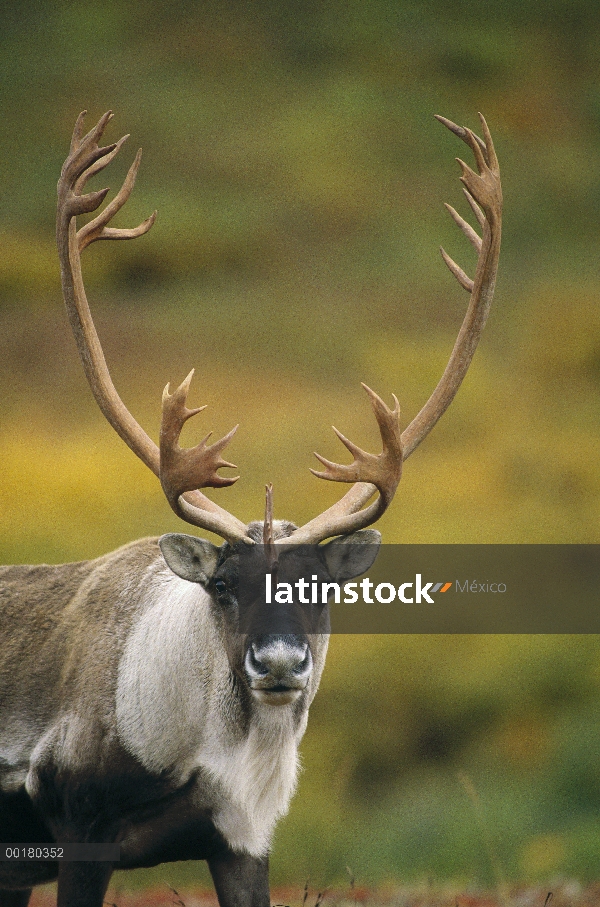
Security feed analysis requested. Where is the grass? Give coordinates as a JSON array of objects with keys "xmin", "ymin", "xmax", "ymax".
[{"xmin": 25, "ymin": 880, "xmax": 594, "ymax": 907}]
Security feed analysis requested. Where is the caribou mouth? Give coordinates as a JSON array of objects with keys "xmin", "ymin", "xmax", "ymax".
[{"xmin": 251, "ymin": 685, "xmax": 303, "ymax": 706}]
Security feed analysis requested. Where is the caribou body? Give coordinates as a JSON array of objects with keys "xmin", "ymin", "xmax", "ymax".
[
  {"xmin": 0, "ymin": 524, "xmax": 377, "ymax": 906},
  {"xmin": 0, "ymin": 111, "xmax": 501, "ymax": 907}
]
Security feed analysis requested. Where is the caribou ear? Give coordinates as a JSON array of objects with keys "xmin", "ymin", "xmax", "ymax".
[
  {"xmin": 159, "ymin": 533, "xmax": 221, "ymax": 586},
  {"xmin": 321, "ymin": 529, "xmax": 381, "ymax": 582}
]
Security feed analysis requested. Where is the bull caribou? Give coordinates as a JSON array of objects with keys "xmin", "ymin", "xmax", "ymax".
[{"xmin": 0, "ymin": 110, "xmax": 502, "ymax": 907}]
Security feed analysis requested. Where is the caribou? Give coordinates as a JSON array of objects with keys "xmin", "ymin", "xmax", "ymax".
[{"xmin": 0, "ymin": 110, "xmax": 502, "ymax": 907}]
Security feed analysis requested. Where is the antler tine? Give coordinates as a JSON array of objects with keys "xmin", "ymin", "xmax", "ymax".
[
  {"xmin": 310, "ymin": 384, "xmax": 401, "ymax": 498},
  {"xmin": 263, "ymin": 484, "xmax": 279, "ymax": 571},
  {"xmin": 57, "ymin": 111, "xmax": 252, "ymax": 545},
  {"xmin": 69, "ymin": 110, "xmax": 88, "ymax": 154},
  {"xmin": 444, "ymin": 203, "xmax": 481, "ymax": 253},
  {"xmin": 61, "ymin": 111, "xmax": 117, "ymax": 189},
  {"xmin": 74, "ymin": 134, "xmax": 129, "ymax": 193},
  {"xmin": 463, "ymin": 188, "xmax": 485, "ymax": 229},
  {"xmin": 158, "ymin": 371, "xmax": 249, "ymax": 542},
  {"xmin": 280, "ymin": 385, "xmax": 402, "ymax": 545},
  {"xmin": 433, "ymin": 114, "xmax": 488, "ymax": 161},
  {"xmin": 77, "ymin": 109, "xmax": 114, "ymax": 149},
  {"xmin": 99, "ymin": 213, "xmax": 157, "ymax": 243},
  {"xmin": 477, "ymin": 112, "xmax": 499, "ymax": 172},
  {"xmin": 264, "ymin": 484, "xmax": 275, "ymax": 546},
  {"xmin": 439, "ymin": 247, "xmax": 474, "ymax": 293},
  {"xmin": 77, "ymin": 148, "xmax": 155, "ymax": 251},
  {"xmin": 160, "ymin": 370, "xmax": 242, "ymax": 527}
]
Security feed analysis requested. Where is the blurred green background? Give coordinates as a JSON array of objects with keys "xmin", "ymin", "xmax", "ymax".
[{"xmin": 1, "ymin": 0, "xmax": 600, "ymax": 890}]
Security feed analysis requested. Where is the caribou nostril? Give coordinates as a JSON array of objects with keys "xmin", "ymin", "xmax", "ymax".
[
  {"xmin": 294, "ymin": 647, "xmax": 312, "ymax": 675},
  {"xmin": 249, "ymin": 644, "xmax": 269, "ymax": 676}
]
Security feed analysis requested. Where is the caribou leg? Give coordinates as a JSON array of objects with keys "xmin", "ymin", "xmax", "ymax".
[
  {"xmin": 56, "ymin": 862, "xmax": 113, "ymax": 907},
  {"xmin": 208, "ymin": 850, "xmax": 270, "ymax": 907},
  {"xmin": 0, "ymin": 891, "xmax": 33, "ymax": 907}
]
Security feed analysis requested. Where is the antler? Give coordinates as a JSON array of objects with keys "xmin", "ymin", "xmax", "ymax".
[
  {"xmin": 282, "ymin": 113, "xmax": 502, "ymax": 546},
  {"xmin": 57, "ymin": 109, "xmax": 500, "ymax": 550},
  {"xmin": 57, "ymin": 111, "xmax": 251, "ymax": 544},
  {"xmin": 402, "ymin": 112, "xmax": 502, "ymax": 457}
]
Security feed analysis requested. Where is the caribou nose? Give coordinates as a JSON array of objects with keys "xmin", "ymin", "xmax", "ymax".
[
  {"xmin": 251, "ymin": 640, "xmax": 312, "ymax": 678},
  {"xmin": 245, "ymin": 638, "xmax": 313, "ymax": 701}
]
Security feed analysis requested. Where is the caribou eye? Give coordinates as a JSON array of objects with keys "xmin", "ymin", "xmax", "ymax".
[{"xmin": 214, "ymin": 579, "xmax": 227, "ymax": 596}]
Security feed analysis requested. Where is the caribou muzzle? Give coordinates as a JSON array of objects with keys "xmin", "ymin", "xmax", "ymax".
[{"xmin": 244, "ymin": 636, "xmax": 313, "ymax": 705}]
